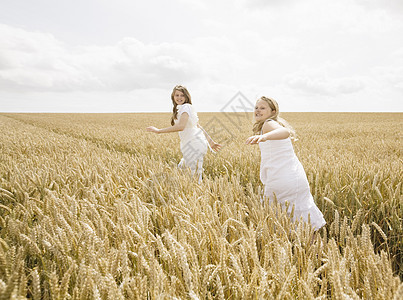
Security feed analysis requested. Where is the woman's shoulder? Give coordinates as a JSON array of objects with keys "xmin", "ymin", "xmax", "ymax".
[
  {"xmin": 262, "ymin": 119, "xmax": 280, "ymax": 131},
  {"xmin": 178, "ymin": 103, "xmax": 192, "ymax": 110},
  {"xmin": 181, "ymin": 103, "xmax": 193, "ymax": 111},
  {"xmin": 177, "ymin": 103, "xmax": 195, "ymax": 117},
  {"xmin": 263, "ymin": 119, "xmax": 278, "ymax": 126}
]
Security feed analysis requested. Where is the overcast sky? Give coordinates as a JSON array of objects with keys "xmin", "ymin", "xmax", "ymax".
[{"xmin": 1, "ymin": 0, "xmax": 402, "ymax": 112}]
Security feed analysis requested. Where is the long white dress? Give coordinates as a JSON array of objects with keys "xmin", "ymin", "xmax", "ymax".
[
  {"xmin": 175, "ymin": 104, "xmax": 208, "ymax": 182},
  {"xmin": 259, "ymin": 131, "xmax": 326, "ymax": 230}
]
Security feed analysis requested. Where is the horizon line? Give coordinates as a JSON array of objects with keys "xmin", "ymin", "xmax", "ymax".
[{"xmin": 1, "ymin": 111, "xmax": 402, "ymax": 114}]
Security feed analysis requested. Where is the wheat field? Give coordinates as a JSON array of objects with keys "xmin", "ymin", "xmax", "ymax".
[{"xmin": 0, "ymin": 112, "xmax": 402, "ymax": 299}]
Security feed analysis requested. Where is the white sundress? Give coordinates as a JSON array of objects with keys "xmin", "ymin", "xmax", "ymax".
[
  {"xmin": 259, "ymin": 131, "xmax": 326, "ymax": 230},
  {"xmin": 175, "ymin": 104, "xmax": 208, "ymax": 182}
]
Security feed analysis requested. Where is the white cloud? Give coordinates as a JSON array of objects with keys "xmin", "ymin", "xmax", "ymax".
[
  {"xmin": 283, "ymin": 61, "xmax": 367, "ymax": 96},
  {"xmin": 286, "ymin": 75, "xmax": 366, "ymax": 96},
  {"xmin": 355, "ymin": 0, "xmax": 403, "ymax": 13},
  {"xmin": 0, "ymin": 25, "xmax": 203, "ymax": 92},
  {"xmin": 372, "ymin": 64, "xmax": 403, "ymax": 91},
  {"xmin": 243, "ymin": 0, "xmax": 298, "ymax": 9},
  {"xmin": 176, "ymin": 0, "xmax": 208, "ymax": 10},
  {"xmin": 0, "ymin": 0, "xmax": 402, "ymax": 112}
]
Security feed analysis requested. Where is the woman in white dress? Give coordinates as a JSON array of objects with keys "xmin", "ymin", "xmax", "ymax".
[
  {"xmin": 246, "ymin": 96, "xmax": 326, "ymax": 230},
  {"xmin": 146, "ymin": 85, "xmax": 221, "ymax": 182}
]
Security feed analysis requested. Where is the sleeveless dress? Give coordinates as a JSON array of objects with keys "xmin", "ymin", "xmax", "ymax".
[
  {"xmin": 175, "ymin": 104, "xmax": 208, "ymax": 182},
  {"xmin": 259, "ymin": 125, "xmax": 326, "ymax": 230}
]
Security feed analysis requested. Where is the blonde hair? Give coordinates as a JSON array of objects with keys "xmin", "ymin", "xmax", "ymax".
[
  {"xmin": 252, "ymin": 96, "xmax": 297, "ymax": 140},
  {"xmin": 170, "ymin": 85, "xmax": 192, "ymax": 126}
]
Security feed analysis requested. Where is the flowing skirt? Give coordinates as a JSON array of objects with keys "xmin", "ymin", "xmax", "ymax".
[
  {"xmin": 260, "ymin": 139, "xmax": 326, "ymax": 230},
  {"xmin": 178, "ymin": 129, "xmax": 208, "ymax": 183}
]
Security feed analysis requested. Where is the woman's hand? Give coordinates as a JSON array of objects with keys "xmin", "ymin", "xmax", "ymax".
[
  {"xmin": 246, "ymin": 135, "xmax": 264, "ymax": 144},
  {"xmin": 209, "ymin": 141, "xmax": 222, "ymax": 152},
  {"xmin": 146, "ymin": 126, "xmax": 160, "ymax": 134}
]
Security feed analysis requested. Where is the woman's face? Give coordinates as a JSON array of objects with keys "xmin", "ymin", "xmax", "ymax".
[
  {"xmin": 173, "ymin": 90, "xmax": 187, "ymax": 105},
  {"xmin": 254, "ymin": 99, "xmax": 275, "ymax": 121}
]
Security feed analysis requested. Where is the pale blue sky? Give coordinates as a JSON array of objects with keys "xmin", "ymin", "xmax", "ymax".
[{"xmin": 1, "ymin": 0, "xmax": 402, "ymax": 112}]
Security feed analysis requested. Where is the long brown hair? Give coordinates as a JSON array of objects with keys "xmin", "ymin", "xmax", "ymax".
[
  {"xmin": 170, "ymin": 85, "xmax": 192, "ymax": 126},
  {"xmin": 252, "ymin": 96, "xmax": 297, "ymax": 139}
]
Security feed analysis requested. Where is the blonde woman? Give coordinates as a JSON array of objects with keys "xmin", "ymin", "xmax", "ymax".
[
  {"xmin": 146, "ymin": 85, "xmax": 221, "ymax": 182},
  {"xmin": 246, "ymin": 96, "xmax": 326, "ymax": 230}
]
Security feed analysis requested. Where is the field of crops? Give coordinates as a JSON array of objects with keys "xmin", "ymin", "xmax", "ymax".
[{"xmin": 0, "ymin": 112, "xmax": 402, "ymax": 299}]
